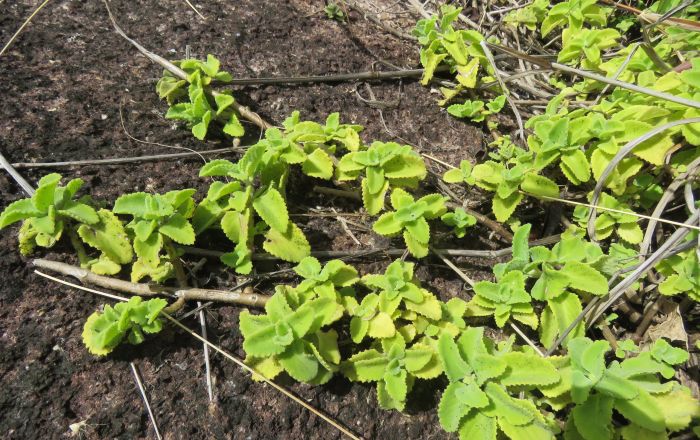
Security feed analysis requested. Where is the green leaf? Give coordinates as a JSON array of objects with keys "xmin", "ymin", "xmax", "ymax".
[
  {"xmin": 278, "ymin": 340, "xmax": 319, "ymax": 383},
  {"xmin": 653, "ymin": 386, "xmax": 700, "ymax": 431},
  {"xmin": 361, "ymin": 178, "xmax": 389, "ymax": 215},
  {"xmin": 192, "ymin": 110, "xmax": 212, "ymax": 140},
  {"xmin": 130, "ymin": 259, "xmax": 172, "ymax": 283},
  {"xmin": 159, "ymin": 214, "xmax": 195, "ymax": 245},
  {"xmin": 484, "ymin": 382, "xmax": 534, "ymax": 426},
  {"xmin": 221, "ymin": 210, "xmax": 249, "ymax": 244},
  {"xmin": 560, "ymin": 149, "xmax": 591, "ymax": 184},
  {"xmin": 253, "ymin": 187, "xmax": 289, "ymax": 233},
  {"xmin": 133, "ymin": 232, "xmax": 163, "ymax": 265},
  {"xmin": 510, "ymin": 223, "xmax": 531, "ymax": 263},
  {"xmin": 560, "ymin": 262, "xmax": 608, "ymax": 295},
  {"xmin": 650, "ymin": 339, "xmax": 689, "ymax": 366},
  {"xmin": 0, "ymin": 198, "xmax": 42, "ymax": 228},
  {"xmin": 572, "ymin": 393, "xmax": 614, "ymax": 440},
  {"xmin": 302, "ymin": 148, "xmax": 334, "ymax": 179},
  {"xmin": 373, "ymin": 212, "xmax": 403, "ymax": 236},
  {"xmin": 617, "ymin": 222, "xmax": 643, "ymax": 244},
  {"xmin": 81, "ymin": 297, "xmax": 167, "ymax": 356},
  {"xmin": 262, "ymin": 222, "xmax": 310, "ymax": 262},
  {"xmin": 444, "ymin": 168, "xmax": 466, "ymax": 184},
  {"xmin": 541, "ymin": 292, "xmax": 584, "ymax": 349},
  {"xmin": 223, "ymin": 113, "xmax": 245, "ymax": 137},
  {"xmin": 493, "ymin": 192, "xmax": 523, "ymax": 222},
  {"xmin": 498, "ymin": 417, "xmax": 554, "ymax": 440},
  {"xmin": 368, "ymin": 312, "xmax": 396, "ymax": 339},
  {"xmin": 199, "ymin": 159, "xmax": 237, "ymax": 177},
  {"xmin": 343, "ymin": 349, "xmax": 388, "ymax": 382},
  {"xmin": 458, "ymin": 411, "xmax": 497, "ymax": 440},
  {"xmin": 78, "ymin": 209, "xmax": 133, "ymax": 265},
  {"xmin": 33, "ymin": 173, "xmax": 61, "ymax": 211},
  {"xmin": 421, "ymin": 49, "xmax": 448, "ymax": 85},
  {"xmin": 614, "ymin": 389, "xmax": 666, "ymax": 432},
  {"xmin": 500, "ymin": 352, "xmax": 560, "ymax": 387},
  {"xmin": 240, "ymin": 313, "xmax": 285, "ymax": 357},
  {"xmin": 438, "ymin": 333, "xmax": 471, "ymax": 382},
  {"xmin": 113, "ymin": 193, "xmax": 152, "ymax": 218},
  {"xmin": 383, "ymin": 369, "xmax": 408, "ymax": 405},
  {"xmin": 405, "ymin": 217, "xmax": 430, "ymax": 243},
  {"xmin": 57, "ymin": 201, "xmax": 99, "ymax": 225},
  {"xmin": 521, "ymin": 173, "xmax": 559, "ymax": 198},
  {"xmin": 438, "ymin": 382, "xmax": 470, "ymax": 432},
  {"xmin": 404, "ymin": 230, "xmax": 429, "ymax": 258}
]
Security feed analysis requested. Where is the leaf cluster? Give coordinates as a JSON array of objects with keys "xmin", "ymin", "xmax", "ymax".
[
  {"xmin": 194, "ymin": 111, "xmax": 363, "ymax": 273},
  {"xmin": 447, "ymin": 95, "xmax": 506, "ymax": 122},
  {"xmin": 113, "ymin": 189, "xmax": 196, "ymax": 282},
  {"xmin": 82, "ymin": 297, "xmax": 167, "ymax": 356},
  {"xmin": 412, "ymin": 5, "xmax": 492, "ymax": 106},
  {"xmin": 0, "ymin": 173, "xmax": 99, "ymax": 252},
  {"xmin": 157, "ymin": 54, "xmax": 244, "ymax": 140},
  {"xmin": 372, "ymin": 189, "xmax": 447, "ymax": 257},
  {"xmin": 337, "ymin": 141, "xmax": 427, "ymax": 215}
]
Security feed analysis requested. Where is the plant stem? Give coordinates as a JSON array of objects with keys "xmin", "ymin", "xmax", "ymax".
[
  {"xmin": 174, "ymin": 287, "xmax": 267, "ymax": 307},
  {"xmin": 163, "ymin": 237, "xmax": 189, "ymax": 288},
  {"xmin": 180, "ymin": 234, "xmax": 561, "ymax": 261},
  {"xmin": 222, "ymin": 68, "xmax": 431, "ymax": 86},
  {"xmin": 436, "ymin": 179, "xmax": 514, "ymax": 242},
  {"xmin": 33, "ymin": 258, "xmax": 172, "ymax": 296},
  {"xmin": 11, "ymin": 147, "xmax": 242, "ymax": 169},
  {"xmin": 313, "ymin": 185, "xmax": 362, "ymax": 201},
  {"xmin": 31, "ymin": 258, "xmax": 269, "ymax": 307},
  {"xmin": 67, "ymin": 228, "xmax": 90, "ymax": 267}
]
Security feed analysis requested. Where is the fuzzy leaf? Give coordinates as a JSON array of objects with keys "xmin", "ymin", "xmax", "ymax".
[
  {"xmin": 368, "ymin": 312, "xmax": 396, "ymax": 339},
  {"xmin": 438, "ymin": 333, "xmax": 471, "ymax": 382},
  {"xmin": 653, "ymin": 387, "xmax": 700, "ymax": 431},
  {"xmin": 521, "ymin": 173, "xmax": 559, "ymax": 198},
  {"xmin": 199, "ymin": 159, "xmax": 237, "ymax": 177},
  {"xmin": 458, "ymin": 411, "xmax": 497, "ymax": 440},
  {"xmin": 57, "ymin": 201, "xmax": 99, "ymax": 225},
  {"xmin": 384, "ymin": 369, "xmax": 408, "ymax": 404},
  {"xmin": 0, "ymin": 198, "xmax": 42, "ymax": 228},
  {"xmin": 223, "ymin": 113, "xmax": 245, "ymax": 137},
  {"xmin": 343, "ymin": 349, "xmax": 388, "ymax": 382},
  {"xmin": 82, "ymin": 297, "xmax": 167, "ymax": 356},
  {"xmin": 253, "ymin": 187, "xmax": 289, "ymax": 233},
  {"xmin": 361, "ymin": 178, "xmax": 389, "ymax": 215},
  {"xmin": 614, "ymin": 389, "xmax": 666, "ymax": 432},
  {"xmin": 560, "ymin": 149, "xmax": 591, "ymax": 184},
  {"xmin": 159, "ymin": 214, "xmax": 195, "ymax": 245},
  {"xmin": 560, "ymin": 262, "xmax": 608, "ymax": 295},
  {"xmin": 500, "ymin": 352, "xmax": 560, "ymax": 387},
  {"xmin": 77, "ymin": 209, "xmax": 133, "ymax": 265},
  {"xmin": 263, "ymin": 222, "xmax": 310, "ymax": 262},
  {"xmin": 541, "ymin": 292, "xmax": 584, "ymax": 349},
  {"xmin": 572, "ymin": 393, "xmax": 614, "ymax": 440},
  {"xmin": 493, "ymin": 192, "xmax": 523, "ymax": 222},
  {"xmin": 438, "ymin": 382, "xmax": 470, "ymax": 432},
  {"xmin": 404, "ymin": 230, "xmax": 429, "ymax": 258},
  {"xmin": 33, "ymin": 173, "xmax": 61, "ymax": 211},
  {"xmin": 278, "ymin": 340, "xmax": 319, "ymax": 383},
  {"xmin": 373, "ymin": 212, "xmax": 403, "ymax": 236},
  {"xmin": 302, "ymin": 148, "xmax": 334, "ymax": 179},
  {"xmin": 484, "ymin": 383, "xmax": 534, "ymax": 426}
]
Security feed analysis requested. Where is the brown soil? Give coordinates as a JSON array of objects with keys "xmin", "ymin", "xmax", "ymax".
[{"xmin": 0, "ymin": 1, "xmax": 501, "ymax": 439}]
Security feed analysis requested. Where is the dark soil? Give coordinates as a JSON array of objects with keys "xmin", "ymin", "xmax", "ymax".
[{"xmin": 0, "ymin": 1, "xmax": 498, "ymax": 439}]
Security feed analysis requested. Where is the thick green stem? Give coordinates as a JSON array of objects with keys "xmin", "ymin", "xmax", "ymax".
[
  {"xmin": 163, "ymin": 237, "xmax": 188, "ymax": 312},
  {"xmin": 67, "ymin": 228, "xmax": 90, "ymax": 267}
]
